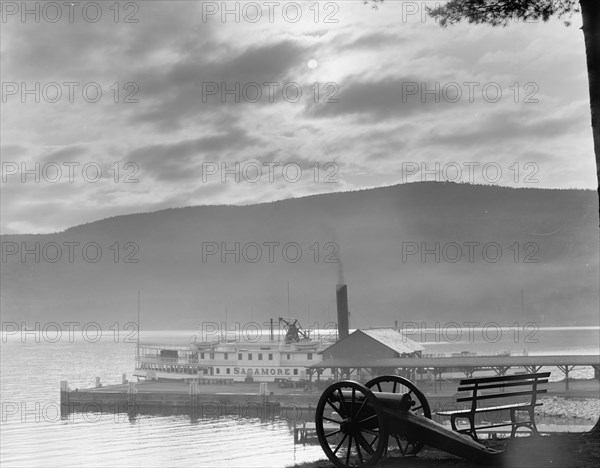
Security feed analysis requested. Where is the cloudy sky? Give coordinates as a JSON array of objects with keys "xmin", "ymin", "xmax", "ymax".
[{"xmin": 0, "ymin": 0, "xmax": 595, "ymax": 234}]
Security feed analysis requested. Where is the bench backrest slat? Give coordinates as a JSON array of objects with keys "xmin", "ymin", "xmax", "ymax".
[
  {"xmin": 457, "ymin": 388, "xmax": 547, "ymax": 402},
  {"xmin": 458, "ymin": 379, "xmax": 549, "ymax": 393},
  {"xmin": 458, "ymin": 372, "xmax": 550, "ymax": 386}
]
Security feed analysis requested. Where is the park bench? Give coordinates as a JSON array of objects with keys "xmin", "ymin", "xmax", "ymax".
[
  {"xmin": 436, "ymin": 372, "xmax": 550, "ymax": 441},
  {"xmin": 315, "ymin": 376, "xmax": 503, "ymax": 467}
]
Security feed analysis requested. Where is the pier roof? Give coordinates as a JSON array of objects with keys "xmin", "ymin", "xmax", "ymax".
[
  {"xmin": 360, "ymin": 328, "xmax": 425, "ymax": 354},
  {"xmin": 320, "ymin": 328, "xmax": 424, "ymax": 360}
]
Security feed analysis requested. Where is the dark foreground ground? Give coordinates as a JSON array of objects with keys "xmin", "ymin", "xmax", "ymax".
[{"xmin": 292, "ymin": 432, "xmax": 600, "ymax": 468}]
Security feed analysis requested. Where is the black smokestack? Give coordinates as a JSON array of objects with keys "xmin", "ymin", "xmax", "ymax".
[
  {"xmin": 336, "ymin": 284, "xmax": 349, "ymax": 340},
  {"xmin": 337, "ymin": 255, "xmax": 344, "ymax": 284}
]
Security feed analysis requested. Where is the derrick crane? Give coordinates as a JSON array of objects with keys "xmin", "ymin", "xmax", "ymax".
[{"xmin": 278, "ymin": 317, "xmax": 310, "ymax": 343}]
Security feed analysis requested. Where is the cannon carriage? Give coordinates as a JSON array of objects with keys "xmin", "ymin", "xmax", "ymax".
[{"xmin": 315, "ymin": 376, "xmax": 502, "ymax": 467}]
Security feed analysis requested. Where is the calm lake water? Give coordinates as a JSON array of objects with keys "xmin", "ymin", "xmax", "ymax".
[{"xmin": 1, "ymin": 327, "xmax": 599, "ymax": 467}]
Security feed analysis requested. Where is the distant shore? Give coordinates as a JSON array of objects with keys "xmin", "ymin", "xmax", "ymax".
[{"xmin": 538, "ymin": 395, "xmax": 600, "ymax": 421}]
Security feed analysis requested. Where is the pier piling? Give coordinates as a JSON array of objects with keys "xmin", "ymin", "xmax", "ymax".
[
  {"xmin": 60, "ymin": 380, "xmax": 68, "ymax": 405},
  {"xmin": 128, "ymin": 381, "xmax": 136, "ymax": 406},
  {"xmin": 189, "ymin": 381, "xmax": 198, "ymax": 417}
]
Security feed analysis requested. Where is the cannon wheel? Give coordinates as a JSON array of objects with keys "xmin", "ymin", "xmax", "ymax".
[
  {"xmin": 315, "ymin": 381, "xmax": 388, "ymax": 467},
  {"xmin": 365, "ymin": 375, "xmax": 431, "ymax": 456}
]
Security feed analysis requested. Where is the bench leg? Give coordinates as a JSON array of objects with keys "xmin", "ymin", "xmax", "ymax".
[
  {"xmin": 450, "ymin": 415, "xmax": 458, "ymax": 432},
  {"xmin": 510, "ymin": 407, "xmax": 540, "ymax": 438},
  {"xmin": 528, "ymin": 407, "xmax": 540, "ymax": 436},
  {"xmin": 468, "ymin": 415, "xmax": 479, "ymax": 442},
  {"xmin": 510, "ymin": 408, "xmax": 518, "ymax": 438},
  {"xmin": 451, "ymin": 414, "xmax": 479, "ymax": 442}
]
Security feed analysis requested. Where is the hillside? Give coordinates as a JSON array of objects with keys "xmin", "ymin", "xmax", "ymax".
[{"xmin": 1, "ymin": 182, "xmax": 598, "ymax": 329}]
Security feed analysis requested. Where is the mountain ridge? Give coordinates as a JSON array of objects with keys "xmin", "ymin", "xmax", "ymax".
[{"xmin": 1, "ymin": 182, "xmax": 598, "ymax": 329}]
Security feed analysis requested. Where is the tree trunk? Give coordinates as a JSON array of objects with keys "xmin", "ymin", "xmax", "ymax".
[
  {"xmin": 579, "ymin": 0, "xmax": 600, "ymax": 436},
  {"xmin": 579, "ymin": 0, "xmax": 600, "ymax": 224}
]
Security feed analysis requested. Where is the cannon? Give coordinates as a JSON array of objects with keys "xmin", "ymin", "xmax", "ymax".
[{"xmin": 315, "ymin": 376, "xmax": 502, "ymax": 467}]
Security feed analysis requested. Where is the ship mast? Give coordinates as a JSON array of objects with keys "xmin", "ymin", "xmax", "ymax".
[{"xmin": 137, "ymin": 290, "xmax": 140, "ymax": 343}]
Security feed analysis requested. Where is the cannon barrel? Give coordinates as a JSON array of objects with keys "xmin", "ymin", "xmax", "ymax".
[{"xmin": 333, "ymin": 390, "xmax": 413, "ymax": 412}]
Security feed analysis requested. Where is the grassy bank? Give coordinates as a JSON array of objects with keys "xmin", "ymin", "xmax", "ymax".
[{"xmin": 290, "ymin": 432, "xmax": 600, "ymax": 468}]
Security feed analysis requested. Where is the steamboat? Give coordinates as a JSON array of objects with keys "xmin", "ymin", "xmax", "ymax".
[
  {"xmin": 133, "ymin": 285, "xmax": 352, "ymax": 383},
  {"xmin": 133, "ymin": 317, "xmax": 337, "ymax": 382}
]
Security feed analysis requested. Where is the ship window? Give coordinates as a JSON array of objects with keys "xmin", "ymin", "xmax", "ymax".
[
  {"xmin": 200, "ymin": 353, "xmax": 205, "ymax": 359},
  {"xmin": 226, "ymin": 368, "xmax": 230, "ymax": 374},
  {"xmin": 160, "ymin": 349, "xmax": 178, "ymax": 359},
  {"xmin": 238, "ymin": 353, "xmax": 242, "ymax": 360},
  {"xmin": 293, "ymin": 369, "xmax": 298, "ymax": 375},
  {"xmin": 258, "ymin": 354, "xmax": 263, "ymax": 361},
  {"xmin": 307, "ymin": 353, "xmax": 313, "ymax": 360},
  {"xmin": 224, "ymin": 353, "xmax": 228, "ymax": 360},
  {"xmin": 268, "ymin": 354, "xmax": 273, "ymax": 361},
  {"xmin": 248, "ymin": 353, "xmax": 253, "ymax": 360}
]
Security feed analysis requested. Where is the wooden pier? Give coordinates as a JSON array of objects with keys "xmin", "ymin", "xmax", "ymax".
[
  {"xmin": 60, "ymin": 379, "xmax": 317, "ymax": 418},
  {"xmin": 59, "ymin": 355, "xmax": 599, "ymax": 419},
  {"xmin": 309, "ymin": 355, "xmax": 600, "ymax": 392}
]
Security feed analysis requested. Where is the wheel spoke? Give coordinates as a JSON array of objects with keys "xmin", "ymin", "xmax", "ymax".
[
  {"xmin": 356, "ymin": 438, "xmax": 364, "ymax": 463},
  {"xmin": 326, "ymin": 398, "xmax": 342, "ymax": 418},
  {"xmin": 356, "ymin": 431, "xmax": 374, "ymax": 456},
  {"xmin": 323, "ymin": 416, "xmax": 343, "ymax": 425},
  {"xmin": 361, "ymin": 427, "xmax": 379, "ymax": 436},
  {"xmin": 351, "ymin": 388, "xmax": 355, "ymax": 418},
  {"xmin": 355, "ymin": 395, "xmax": 368, "ymax": 420},
  {"xmin": 413, "ymin": 405, "xmax": 422, "ymax": 412},
  {"xmin": 376, "ymin": 383, "xmax": 382, "ymax": 392},
  {"xmin": 369, "ymin": 434, "xmax": 379, "ymax": 448},
  {"xmin": 333, "ymin": 433, "xmax": 348, "ymax": 455},
  {"xmin": 324, "ymin": 429, "xmax": 343, "ymax": 438},
  {"xmin": 359, "ymin": 414, "xmax": 377, "ymax": 424},
  {"xmin": 394, "ymin": 435, "xmax": 406, "ymax": 456},
  {"xmin": 393, "ymin": 381, "xmax": 397, "ymax": 393},
  {"xmin": 337, "ymin": 389, "xmax": 347, "ymax": 417},
  {"xmin": 345, "ymin": 435, "xmax": 353, "ymax": 466}
]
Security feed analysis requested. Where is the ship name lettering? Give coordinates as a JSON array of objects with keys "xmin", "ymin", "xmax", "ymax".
[{"xmin": 232, "ymin": 367, "xmax": 293, "ymax": 376}]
